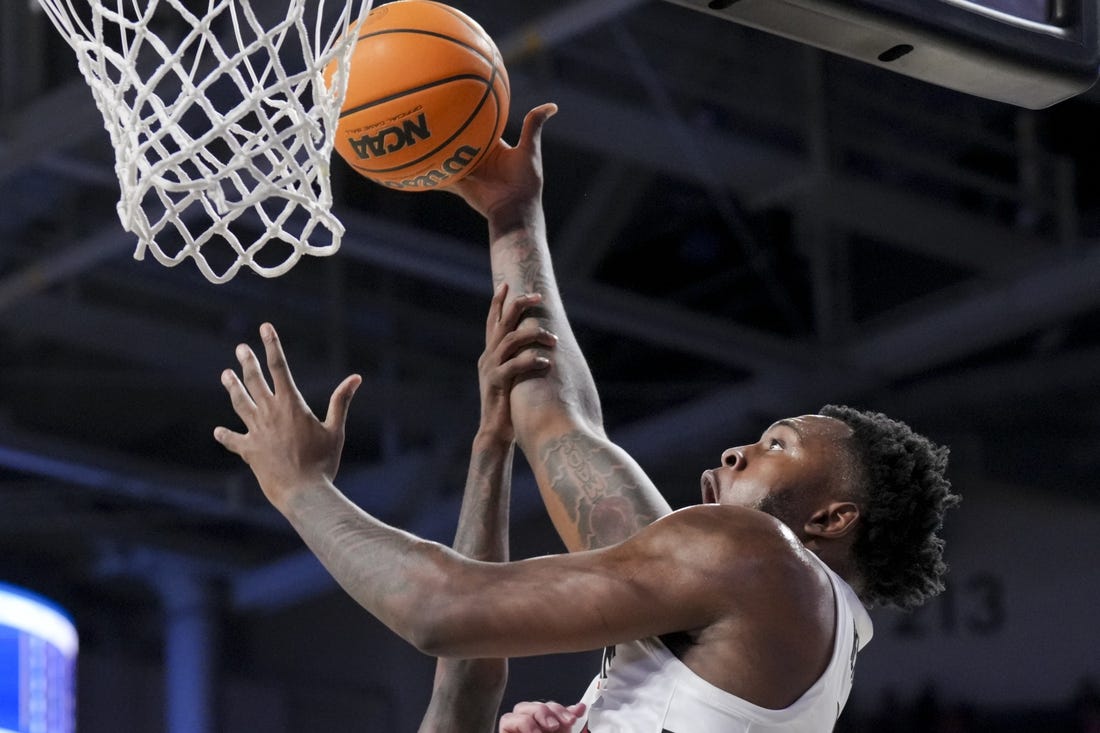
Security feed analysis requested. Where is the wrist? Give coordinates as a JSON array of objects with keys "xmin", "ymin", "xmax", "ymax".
[
  {"xmin": 266, "ymin": 476, "xmax": 329, "ymax": 518},
  {"xmin": 486, "ymin": 197, "xmax": 544, "ymax": 241},
  {"xmin": 471, "ymin": 429, "xmax": 513, "ymax": 454}
]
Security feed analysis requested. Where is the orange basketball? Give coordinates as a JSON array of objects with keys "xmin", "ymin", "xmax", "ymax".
[{"xmin": 327, "ymin": 0, "xmax": 510, "ymax": 191}]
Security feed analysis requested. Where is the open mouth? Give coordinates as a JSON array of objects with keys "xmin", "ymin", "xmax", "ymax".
[{"xmin": 700, "ymin": 470, "xmax": 718, "ymax": 503}]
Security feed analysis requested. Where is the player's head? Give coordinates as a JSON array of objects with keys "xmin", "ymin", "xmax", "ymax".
[
  {"xmin": 818, "ymin": 404, "xmax": 960, "ymax": 610},
  {"xmin": 701, "ymin": 414, "xmax": 859, "ymax": 521},
  {"xmin": 700, "ymin": 405, "xmax": 958, "ymax": 610}
]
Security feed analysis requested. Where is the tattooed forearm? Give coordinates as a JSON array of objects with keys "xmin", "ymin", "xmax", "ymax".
[
  {"xmin": 492, "ymin": 229, "xmax": 548, "ymax": 293},
  {"xmin": 492, "ymin": 232, "xmax": 604, "ymax": 423},
  {"xmin": 284, "ymin": 484, "xmax": 437, "ymax": 636},
  {"xmin": 453, "ymin": 439, "xmax": 513, "ymax": 561},
  {"xmin": 539, "ymin": 431, "xmax": 662, "ymax": 550}
]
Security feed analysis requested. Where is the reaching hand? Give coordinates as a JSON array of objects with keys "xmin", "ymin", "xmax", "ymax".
[
  {"xmin": 213, "ymin": 322, "xmax": 361, "ymax": 510},
  {"xmin": 450, "ymin": 103, "xmax": 558, "ymax": 222},
  {"xmin": 478, "ymin": 282, "xmax": 557, "ymax": 443},
  {"xmin": 499, "ymin": 701, "xmax": 587, "ymax": 733}
]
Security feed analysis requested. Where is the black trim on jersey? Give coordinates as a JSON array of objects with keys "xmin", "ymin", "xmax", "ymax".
[{"xmin": 599, "ymin": 644, "xmax": 616, "ymax": 679}]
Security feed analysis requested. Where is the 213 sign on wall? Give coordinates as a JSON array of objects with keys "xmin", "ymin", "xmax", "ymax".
[{"xmin": 894, "ymin": 572, "xmax": 1005, "ymax": 638}]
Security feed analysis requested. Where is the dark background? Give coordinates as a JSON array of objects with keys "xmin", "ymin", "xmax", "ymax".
[{"xmin": 1, "ymin": 0, "xmax": 1099, "ymax": 730}]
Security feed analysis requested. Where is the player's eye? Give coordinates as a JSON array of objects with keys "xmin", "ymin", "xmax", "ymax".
[{"xmin": 768, "ymin": 438, "xmax": 784, "ymax": 450}]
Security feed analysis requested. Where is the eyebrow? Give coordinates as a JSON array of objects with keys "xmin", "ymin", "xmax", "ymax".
[{"xmin": 769, "ymin": 419, "xmax": 804, "ymax": 441}]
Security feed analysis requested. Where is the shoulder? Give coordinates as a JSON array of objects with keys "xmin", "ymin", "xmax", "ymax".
[
  {"xmin": 641, "ymin": 507, "xmax": 841, "ymax": 706},
  {"xmin": 645, "ymin": 504, "xmax": 806, "ymax": 557},
  {"xmin": 638, "ymin": 505, "xmax": 831, "ymax": 604}
]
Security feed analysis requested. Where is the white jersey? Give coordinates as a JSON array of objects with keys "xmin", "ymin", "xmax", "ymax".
[{"xmin": 569, "ymin": 557, "xmax": 873, "ymax": 732}]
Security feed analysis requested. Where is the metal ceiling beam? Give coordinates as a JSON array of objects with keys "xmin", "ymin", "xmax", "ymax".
[
  {"xmin": 1, "ymin": 198, "xmax": 816, "ymax": 384},
  {"xmin": 612, "ymin": 239, "xmax": 1100, "ymax": 468},
  {"xmin": 0, "ymin": 266, "xmax": 472, "ymax": 404},
  {"xmin": 553, "ymin": 159, "xmax": 651, "ymax": 279},
  {"xmin": 0, "ymin": 210, "xmax": 811, "ymax": 404},
  {"xmin": 847, "ymin": 241, "xmax": 1100, "ymax": 377},
  {"xmin": 0, "ymin": 425, "xmax": 284, "ymax": 531},
  {"xmin": 507, "ymin": 69, "xmax": 807, "ymax": 198},
  {"xmin": 619, "ymin": 24, "xmax": 807, "ymax": 332},
  {"xmin": 338, "ymin": 210, "xmax": 820, "ymax": 373},
  {"xmin": 12, "ymin": 172, "xmax": 1068, "ymax": 406},
  {"xmin": 1, "ymin": 1, "xmax": 46, "ymax": 113},
  {"xmin": 498, "ymin": 0, "xmax": 651, "ymax": 64},
  {"xmin": 799, "ymin": 46, "xmax": 851, "ymax": 344},
  {"xmin": 0, "ymin": 227, "xmax": 133, "ymax": 312},
  {"xmin": 0, "ymin": 292, "xmax": 232, "ymax": 373},
  {"xmin": 8, "ymin": 163, "xmax": 1089, "ymax": 460},
  {"xmin": 876, "ymin": 345, "xmax": 1100, "ymax": 419},
  {"xmin": 570, "ymin": 282, "xmax": 823, "ymax": 371},
  {"xmin": 815, "ymin": 174, "xmax": 1048, "ymax": 272},
  {"xmin": 356, "ymin": 129, "xmax": 1056, "ymax": 292}
]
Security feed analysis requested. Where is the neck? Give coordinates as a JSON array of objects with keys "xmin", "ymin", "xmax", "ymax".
[{"xmin": 808, "ymin": 542, "xmax": 864, "ymax": 596}]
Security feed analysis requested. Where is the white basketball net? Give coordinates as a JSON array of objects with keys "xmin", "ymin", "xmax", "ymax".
[{"xmin": 34, "ymin": 0, "xmax": 371, "ymax": 283}]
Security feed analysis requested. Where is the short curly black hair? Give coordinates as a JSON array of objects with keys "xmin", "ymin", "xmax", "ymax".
[{"xmin": 819, "ymin": 404, "xmax": 961, "ymax": 611}]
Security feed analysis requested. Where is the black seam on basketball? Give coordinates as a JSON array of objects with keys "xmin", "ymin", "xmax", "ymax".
[
  {"xmin": 454, "ymin": 91, "xmax": 500, "ymax": 177},
  {"xmin": 433, "ymin": 4, "xmax": 489, "ymax": 38},
  {"xmin": 355, "ymin": 28, "xmax": 493, "ymax": 66},
  {"xmin": 489, "ymin": 63, "xmax": 507, "ymax": 141},
  {"xmin": 341, "ymin": 73, "xmax": 489, "ymax": 118},
  {"xmin": 362, "ymin": 77, "xmax": 496, "ymax": 175},
  {"xmin": 467, "ymin": 65, "xmax": 505, "ymax": 173}
]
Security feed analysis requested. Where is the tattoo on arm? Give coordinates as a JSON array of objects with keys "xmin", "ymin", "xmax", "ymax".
[
  {"xmin": 540, "ymin": 431, "xmax": 662, "ymax": 550},
  {"xmin": 496, "ymin": 236, "xmax": 604, "ymax": 422},
  {"xmin": 496, "ymin": 233, "xmax": 549, "ymax": 293},
  {"xmin": 453, "ymin": 441, "xmax": 512, "ymax": 561},
  {"xmin": 286, "ymin": 489, "xmax": 423, "ymax": 618}
]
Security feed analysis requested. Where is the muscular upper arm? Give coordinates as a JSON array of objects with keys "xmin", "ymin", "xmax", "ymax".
[
  {"xmin": 526, "ymin": 419, "xmax": 673, "ymax": 552},
  {"xmin": 417, "ymin": 505, "xmax": 804, "ymax": 660}
]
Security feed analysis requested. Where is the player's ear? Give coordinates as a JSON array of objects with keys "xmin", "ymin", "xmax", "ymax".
[{"xmin": 804, "ymin": 501, "xmax": 860, "ymax": 539}]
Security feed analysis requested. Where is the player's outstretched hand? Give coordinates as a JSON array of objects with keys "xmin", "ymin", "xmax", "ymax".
[
  {"xmin": 449, "ymin": 103, "xmax": 557, "ymax": 223},
  {"xmin": 478, "ymin": 282, "xmax": 556, "ymax": 444},
  {"xmin": 213, "ymin": 322, "xmax": 361, "ymax": 511},
  {"xmin": 499, "ymin": 701, "xmax": 586, "ymax": 733}
]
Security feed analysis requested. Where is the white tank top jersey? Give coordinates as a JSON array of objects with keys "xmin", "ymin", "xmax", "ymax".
[{"xmin": 569, "ymin": 556, "xmax": 873, "ymax": 733}]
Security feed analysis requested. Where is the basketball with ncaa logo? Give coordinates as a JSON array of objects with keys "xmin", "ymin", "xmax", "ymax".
[{"xmin": 326, "ymin": 0, "xmax": 510, "ymax": 191}]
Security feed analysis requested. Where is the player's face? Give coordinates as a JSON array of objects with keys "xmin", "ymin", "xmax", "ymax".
[{"xmin": 700, "ymin": 415, "xmax": 854, "ymax": 526}]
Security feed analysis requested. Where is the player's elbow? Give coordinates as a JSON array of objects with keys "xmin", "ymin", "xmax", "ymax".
[
  {"xmin": 405, "ymin": 624, "xmax": 443, "ymax": 656},
  {"xmin": 409, "ymin": 593, "xmax": 499, "ymax": 658},
  {"xmin": 404, "ymin": 604, "xmax": 468, "ymax": 657},
  {"xmin": 397, "ymin": 567, "xmax": 479, "ymax": 657},
  {"xmin": 377, "ymin": 545, "xmax": 466, "ymax": 655},
  {"xmin": 411, "ymin": 632, "xmax": 455, "ymax": 659}
]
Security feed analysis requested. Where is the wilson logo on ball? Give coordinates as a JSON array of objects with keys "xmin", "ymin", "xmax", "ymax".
[
  {"xmin": 348, "ymin": 113, "xmax": 432, "ymax": 159},
  {"xmin": 383, "ymin": 144, "xmax": 480, "ymax": 190}
]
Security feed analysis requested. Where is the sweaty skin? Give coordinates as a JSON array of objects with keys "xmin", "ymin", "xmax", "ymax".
[
  {"xmin": 214, "ymin": 319, "xmax": 851, "ymax": 708},
  {"xmin": 447, "ymin": 105, "xmax": 864, "ymax": 706},
  {"xmin": 216, "ymin": 106, "xmax": 868, "ymax": 716}
]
